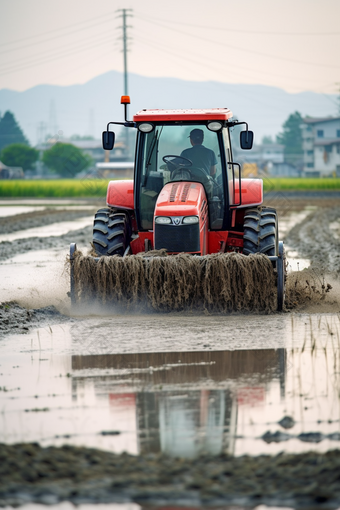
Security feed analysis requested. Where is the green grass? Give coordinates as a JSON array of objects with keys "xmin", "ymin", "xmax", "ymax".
[
  {"xmin": 0, "ymin": 177, "xmax": 340, "ymax": 198},
  {"xmin": 0, "ymin": 179, "xmax": 112, "ymax": 198},
  {"xmin": 262, "ymin": 178, "xmax": 340, "ymax": 192}
]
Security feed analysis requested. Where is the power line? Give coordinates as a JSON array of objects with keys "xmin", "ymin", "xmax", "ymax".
[
  {"xmin": 0, "ymin": 10, "xmax": 117, "ymax": 49},
  {"xmin": 133, "ymin": 29, "xmax": 334, "ymax": 88},
  {"xmin": 0, "ymin": 14, "xmax": 117, "ymax": 57},
  {"xmin": 135, "ymin": 14, "xmax": 340, "ymax": 70},
  {"xmin": 0, "ymin": 32, "xmax": 114, "ymax": 77},
  {"xmin": 133, "ymin": 35, "xmax": 337, "ymax": 114},
  {"xmin": 134, "ymin": 11, "xmax": 340, "ymax": 36}
]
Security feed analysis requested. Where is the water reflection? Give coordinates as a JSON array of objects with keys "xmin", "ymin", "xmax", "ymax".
[
  {"xmin": 1, "ymin": 314, "xmax": 339, "ymax": 457},
  {"xmin": 71, "ymin": 349, "xmax": 286, "ymax": 458}
]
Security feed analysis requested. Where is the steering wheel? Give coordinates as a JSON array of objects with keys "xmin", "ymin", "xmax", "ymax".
[{"xmin": 162, "ymin": 155, "xmax": 192, "ymax": 168}]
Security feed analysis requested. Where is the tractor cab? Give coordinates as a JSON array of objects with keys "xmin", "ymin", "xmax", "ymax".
[
  {"xmin": 135, "ymin": 120, "xmax": 231, "ymax": 231},
  {"xmin": 102, "ymin": 100, "xmax": 255, "ymax": 237}
]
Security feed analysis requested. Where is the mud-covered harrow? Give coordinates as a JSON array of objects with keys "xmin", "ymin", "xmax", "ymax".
[{"xmin": 69, "ymin": 242, "xmax": 285, "ymax": 312}]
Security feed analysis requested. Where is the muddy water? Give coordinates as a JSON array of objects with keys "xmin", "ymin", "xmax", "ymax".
[
  {"xmin": 1, "ymin": 199, "xmax": 340, "ymax": 471},
  {"xmin": 1, "ymin": 313, "xmax": 339, "ymax": 460}
]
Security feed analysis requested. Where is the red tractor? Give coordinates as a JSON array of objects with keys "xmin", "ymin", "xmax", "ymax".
[{"xmin": 70, "ymin": 96, "xmax": 285, "ymax": 310}]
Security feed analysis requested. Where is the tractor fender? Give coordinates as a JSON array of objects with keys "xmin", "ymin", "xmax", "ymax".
[
  {"xmin": 229, "ymin": 178, "xmax": 263, "ymax": 208},
  {"xmin": 106, "ymin": 179, "xmax": 134, "ymax": 209}
]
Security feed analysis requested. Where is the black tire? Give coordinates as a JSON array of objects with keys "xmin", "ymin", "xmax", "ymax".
[
  {"xmin": 277, "ymin": 241, "xmax": 285, "ymax": 311},
  {"xmin": 243, "ymin": 206, "xmax": 278, "ymax": 256},
  {"xmin": 93, "ymin": 208, "xmax": 130, "ymax": 256}
]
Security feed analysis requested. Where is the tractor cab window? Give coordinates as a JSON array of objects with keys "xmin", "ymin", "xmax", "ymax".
[{"xmin": 138, "ymin": 124, "xmax": 226, "ymax": 230}]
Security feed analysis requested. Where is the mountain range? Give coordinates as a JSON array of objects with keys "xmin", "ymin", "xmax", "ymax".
[{"xmin": 0, "ymin": 70, "xmax": 337, "ymax": 146}]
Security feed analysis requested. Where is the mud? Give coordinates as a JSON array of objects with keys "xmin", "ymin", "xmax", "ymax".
[
  {"xmin": 0, "ymin": 208, "xmax": 97, "ymax": 262},
  {"xmin": 0, "ymin": 302, "xmax": 73, "ymax": 338},
  {"xmin": 0, "ymin": 209, "xmax": 95, "ymax": 235},
  {"xmin": 0, "ymin": 226, "xmax": 92, "ymax": 262},
  {"xmin": 1, "ymin": 197, "xmax": 340, "ymax": 509},
  {"xmin": 285, "ymin": 268, "xmax": 333, "ymax": 310},
  {"xmin": 72, "ymin": 250, "xmax": 277, "ymax": 313},
  {"xmin": 1, "ymin": 443, "xmax": 340, "ymax": 508},
  {"xmin": 285, "ymin": 206, "xmax": 340, "ymax": 274}
]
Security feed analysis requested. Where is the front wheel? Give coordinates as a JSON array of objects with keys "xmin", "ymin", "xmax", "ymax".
[
  {"xmin": 93, "ymin": 208, "xmax": 130, "ymax": 256},
  {"xmin": 243, "ymin": 206, "xmax": 278, "ymax": 256},
  {"xmin": 243, "ymin": 206, "xmax": 285, "ymax": 311}
]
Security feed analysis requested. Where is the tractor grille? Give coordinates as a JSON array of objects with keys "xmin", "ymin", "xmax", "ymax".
[{"xmin": 155, "ymin": 223, "xmax": 200, "ymax": 252}]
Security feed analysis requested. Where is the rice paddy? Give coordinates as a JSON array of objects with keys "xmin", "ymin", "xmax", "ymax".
[{"xmin": 0, "ymin": 178, "xmax": 340, "ymax": 198}]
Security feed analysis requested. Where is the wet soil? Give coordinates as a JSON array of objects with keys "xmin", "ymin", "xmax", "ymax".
[
  {"xmin": 1, "ymin": 442, "xmax": 340, "ymax": 508},
  {"xmin": 0, "ymin": 225, "xmax": 92, "ymax": 261},
  {"xmin": 1, "ymin": 196, "xmax": 340, "ymax": 509},
  {"xmin": 285, "ymin": 206, "xmax": 340, "ymax": 274},
  {"xmin": 0, "ymin": 208, "xmax": 96, "ymax": 261},
  {"xmin": 0, "ymin": 209, "xmax": 95, "ymax": 235},
  {"xmin": 0, "ymin": 301, "xmax": 73, "ymax": 338}
]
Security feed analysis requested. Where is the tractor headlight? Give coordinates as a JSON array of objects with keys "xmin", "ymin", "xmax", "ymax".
[
  {"xmin": 155, "ymin": 216, "xmax": 172, "ymax": 224},
  {"xmin": 207, "ymin": 121, "xmax": 223, "ymax": 132},
  {"xmin": 182, "ymin": 216, "xmax": 199, "ymax": 224},
  {"xmin": 138, "ymin": 122, "xmax": 155, "ymax": 133}
]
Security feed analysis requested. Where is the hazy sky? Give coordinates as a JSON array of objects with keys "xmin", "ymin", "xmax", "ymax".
[{"xmin": 0, "ymin": 0, "xmax": 339, "ymax": 95}]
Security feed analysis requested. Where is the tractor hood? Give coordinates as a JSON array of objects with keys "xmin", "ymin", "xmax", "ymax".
[{"xmin": 154, "ymin": 181, "xmax": 207, "ymax": 218}]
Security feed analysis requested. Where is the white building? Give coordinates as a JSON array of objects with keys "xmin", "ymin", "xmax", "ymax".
[{"xmin": 302, "ymin": 116, "xmax": 340, "ymax": 177}]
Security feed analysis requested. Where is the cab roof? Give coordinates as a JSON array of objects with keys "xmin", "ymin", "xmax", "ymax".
[{"xmin": 133, "ymin": 108, "xmax": 233, "ymax": 122}]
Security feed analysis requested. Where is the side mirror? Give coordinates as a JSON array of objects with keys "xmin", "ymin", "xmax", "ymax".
[
  {"xmin": 240, "ymin": 130, "xmax": 254, "ymax": 150},
  {"xmin": 102, "ymin": 131, "xmax": 115, "ymax": 150}
]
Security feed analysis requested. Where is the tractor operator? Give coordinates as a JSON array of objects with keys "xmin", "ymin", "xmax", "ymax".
[{"xmin": 180, "ymin": 129, "xmax": 217, "ymax": 177}]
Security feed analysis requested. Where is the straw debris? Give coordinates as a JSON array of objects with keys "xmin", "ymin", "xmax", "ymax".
[{"xmin": 71, "ymin": 250, "xmax": 277, "ymax": 313}]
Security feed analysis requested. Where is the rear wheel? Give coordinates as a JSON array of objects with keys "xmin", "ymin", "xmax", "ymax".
[
  {"xmin": 93, "ymin": 208, "xmax": 130, "ymax": 256},
  {"xmin": 243, "ymin": 206, "xmax": 285, "ymax": 311},
  {"xmin": 243, "ymin": 206, "xmax": 278, "ymax": 256}
]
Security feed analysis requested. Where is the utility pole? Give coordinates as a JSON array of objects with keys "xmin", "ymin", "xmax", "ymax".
[
  {"xmin": 336, "ymin": 83, "xmax": 340, "ymax": 116},
  {"xmin": 116, "ymin": 8, "xmax": 133, "ymax": 159}
]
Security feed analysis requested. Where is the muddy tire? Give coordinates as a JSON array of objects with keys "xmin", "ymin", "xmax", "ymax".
[
  {"xmin": 93, "ymin": 209, "xmax": 130, "ymax": 257},
  {"xmin": 243, "ymin": 207, "xmax": 278, "ymax": 256}
]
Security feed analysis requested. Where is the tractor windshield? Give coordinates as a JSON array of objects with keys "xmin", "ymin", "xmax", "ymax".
[{"xmin": 137, "ymin": 124, "xmax": 229, "ymax": 230}]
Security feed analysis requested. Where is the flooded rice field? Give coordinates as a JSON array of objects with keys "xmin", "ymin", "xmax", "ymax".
[{"xmin": 1, "ymin": 197, "xmax": 340, "ymax": 508}]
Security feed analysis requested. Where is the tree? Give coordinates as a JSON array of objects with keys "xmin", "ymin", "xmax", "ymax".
[
  {"xmin": 0, "ymin": 111, "xmax": 29, "ymax": 152},
  {"xmin": 261, "ymin": 135, "xmax": 274, "ymax": 144},
  {"xmin": 42, "ymin": 142, "xmax": 93, "ymax": 177},
  {"xmin": 0, "ymin": 144, "xmax": 39, "ymax": 171},
  {"xmin": 276, "ymin": 111, "xmax": 303, "ymax": 164}
]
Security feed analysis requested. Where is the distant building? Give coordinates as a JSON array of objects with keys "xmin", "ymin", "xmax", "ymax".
[
  {"xmin": 35, "ymin": 138, "xmax": 126, "ymax": 165},
  {"xmin": 0, "ymin": 161, "xmax": 24, "ymax": 179},
  {"xmin": 69, "ymin": 139, "xmax": 125, "ymax": 164},
  {"xmin": 95, "ymin": 161, "xmax": 134, "ymax": 179},
  {"xmin": 239, "ymin": 143, "xmax": 284, "ymax": 165},
  {"xmin": 237, "ymin": 143, "xmax": 286, "ymax": 176},
  {"xmin": 267, "ymin": 161, "xmax": 301, "ymax": 177},
  {"xmin": 302, "ymin": 116, "xmax": 340, "ymax": 177}
]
